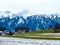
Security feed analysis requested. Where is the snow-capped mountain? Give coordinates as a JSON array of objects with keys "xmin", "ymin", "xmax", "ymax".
[{"xmin": 0, "ymin": 11, "xmax": 60, "ymax": 31}]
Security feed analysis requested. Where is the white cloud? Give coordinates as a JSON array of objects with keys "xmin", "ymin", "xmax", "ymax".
[{"xmin": 0, "ymin": 0, "xmax": 60, "ymax": 14}]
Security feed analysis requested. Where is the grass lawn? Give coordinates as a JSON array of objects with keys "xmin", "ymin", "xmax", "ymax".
[{"xmin": 2, "ymin": 29, "xmax": 60, "ymax": 40}]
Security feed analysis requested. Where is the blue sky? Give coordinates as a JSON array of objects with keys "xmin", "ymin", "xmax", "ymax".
[{"xmin": 0, "ymin": 0, "xmax": 60, "ymax": 14}]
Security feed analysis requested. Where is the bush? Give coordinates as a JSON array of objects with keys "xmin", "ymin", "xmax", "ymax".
[{"xmin": 54, "ymin": 23, "xmax": 60, "ymax": 33}]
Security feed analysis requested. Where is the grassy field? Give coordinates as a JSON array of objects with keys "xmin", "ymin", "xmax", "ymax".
[{"xmin": 2, "ymin": 29, "xmax": 60, "ymax": 40}]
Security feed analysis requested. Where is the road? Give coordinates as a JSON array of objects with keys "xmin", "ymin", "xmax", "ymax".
[{"xmin": 0, "ymin": 37, "xmax": 60, "ymax": 45}]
